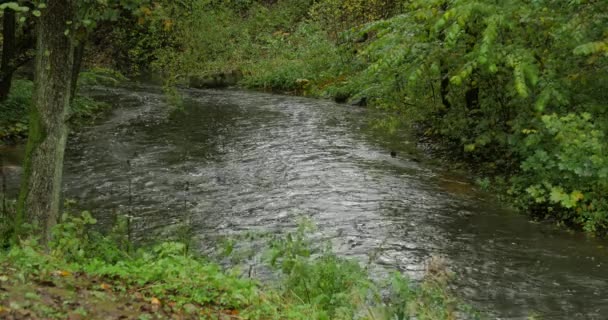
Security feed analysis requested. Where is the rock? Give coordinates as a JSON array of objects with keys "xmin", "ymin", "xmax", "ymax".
[
  {"xmin": 189, "ymin": 70, "xmax": 243, "ymax": 89},
  {"xmin": 183, "ymin": 303, "xmax": 198, "ymax": 314},
  {"xmin": 333, "ymin": 92, "xmax": 350, "ymax": 103},
  {"xmin": 355, "ymin": 32, "xmax": 369, "ymax": 43},
  {"xmin": 350, "ymin": 97, "xmax": 367, "ymax": 107},
  {"xmin": 67, "ymin": 312, "xmax": 85, "ymax": 320}
]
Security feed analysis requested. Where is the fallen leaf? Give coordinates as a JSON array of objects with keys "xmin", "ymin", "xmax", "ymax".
[
  {"xmin": 100, "ymin": 283, "xmax": 112, "ymax": 290},
  {"xmin": 67, "ymin": 312, "xmax": 84, "ymax": 320},
  {"xmin": 163, "ymin": 19, "xmax": 174, "ymax": 31},
  {"xmin": 183, "ymin": 303, "xmax": 197, "ymax": 314},
  {"xmin": 52, "ymin": 270, "xmax": 71, "ymax": 277}
]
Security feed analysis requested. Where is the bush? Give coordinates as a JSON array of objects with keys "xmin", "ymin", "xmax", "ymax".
[{"xmin": 512, "ymin": 113, "xmax": 608, "ymax": 232}]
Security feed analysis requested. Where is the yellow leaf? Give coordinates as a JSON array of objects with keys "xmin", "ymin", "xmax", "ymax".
[
  {"xmin": 464, "ymin": 144, "xmax": 476, "ymax": 152},
  {"xmin": 163, "ymin": 19, "xmax": 173, "ymax": 31},
  {"xmin": 571, "ymin": 190, "xmax": 584, "ymax": 202},
  {"xmin": 53, "ymin": 270, "xmax": 71, "ymax": 277},
  {"xmin": 100, "ymin": 283, "xmax": 112, "ymax": 290}
]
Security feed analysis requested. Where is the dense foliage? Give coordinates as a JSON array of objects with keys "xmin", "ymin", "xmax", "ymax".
[
  {"xmin": 1, "ymin": 0, "xmax": 603, "ymax": 316},
  {"xmin": 343, "ymin": 0, "xmax": 608, "ymax": 233},
  {"xmin": 132, "ymin": 0, "xmax": 607, "ymax": 234}
]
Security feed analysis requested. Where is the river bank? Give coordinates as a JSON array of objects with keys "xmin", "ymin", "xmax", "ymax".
[
  {"xmin": 2, "ymin": 84, "xmax": 608, "ymax": 317},
  {"xmin": 136, "ymin": 0, "xmax": 607, "ymax": 235},
  {"xmin": 2, "ymin": 85, "xmax": 599, "ymax": 318},
  {"xmin": 0, "ymin": 210, "xmax": 463, "ymax": 320},
  {"xmin": 0, "ymin": 83, "xmax": 469, "ymax": 318}
]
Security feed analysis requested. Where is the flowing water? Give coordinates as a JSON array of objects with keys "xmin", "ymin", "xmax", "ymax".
[{"xmin": 3, "ymin": 85, "xmax": 608, "ymax": 318}]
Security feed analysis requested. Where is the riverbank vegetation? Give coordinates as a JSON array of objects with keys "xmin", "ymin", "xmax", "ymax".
[
  {"xmin": 2, "ymin": 1, "xmax": 605, "ymax": 238},
  {"xmin": 0, "ymin": 210, "xmax": 470, "ymax": 319},
  {"xmin": 105, "ymin": 0, "xmax": 607, "ymax": 234}
]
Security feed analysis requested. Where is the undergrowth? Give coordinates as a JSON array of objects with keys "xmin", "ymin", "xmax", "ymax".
[{"xmin": 0, "ymin": 210, "xmax": 478, "ymax": 319}]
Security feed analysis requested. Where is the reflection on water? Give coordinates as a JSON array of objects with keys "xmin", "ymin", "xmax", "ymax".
[{"xmin": 4, "ymin": 85, "xmax": 607, "ymax": 318}]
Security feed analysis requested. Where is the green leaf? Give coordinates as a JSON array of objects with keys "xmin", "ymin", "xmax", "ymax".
[
  {"xmin": 549, "ymin": 187, "xmax": 567, "ymax": 204},
  {"xmin": 0, "ymin": 2, "xmax": 29, "ymax": 12}
]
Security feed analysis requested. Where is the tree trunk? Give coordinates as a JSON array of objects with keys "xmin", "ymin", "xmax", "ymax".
[
  {"xmin": 465, "ymin": 86, "xmax": 479, "ymax": 110},
  {"xmin": 16, "ymin": 0, "xmax": 75, "ymax": 245},
  {"xmin": 439, "ymin": 65, "xmax": 451, "ymax": 111},
  {"xmin": 0, "ymin": 8, "xmax": 16, "ymax": 102}
]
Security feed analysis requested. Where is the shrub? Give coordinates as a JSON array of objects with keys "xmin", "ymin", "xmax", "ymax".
[{"xmin": 512, "ymin": 113, "xmax": 608, "ymax": 232}]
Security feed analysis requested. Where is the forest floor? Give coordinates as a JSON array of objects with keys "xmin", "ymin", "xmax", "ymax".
[{"xmin": 0, "ymin": 262, "xmax": 240, "ymax": 320}]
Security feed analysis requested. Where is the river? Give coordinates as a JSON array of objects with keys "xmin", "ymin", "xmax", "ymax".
[{"xmin": 3, "ymin": 85, "xmax": 608, "ymax": 318}]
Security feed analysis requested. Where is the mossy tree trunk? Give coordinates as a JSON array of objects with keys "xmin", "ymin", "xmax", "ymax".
[{"xmin": 16, "ymin": 0, "xmax": 75, "ymax": 245}]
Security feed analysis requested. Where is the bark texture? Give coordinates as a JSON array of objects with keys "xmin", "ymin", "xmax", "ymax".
[{"xmin": 17, "ymin": 0, "xmax": 75, "ymax": 245}]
